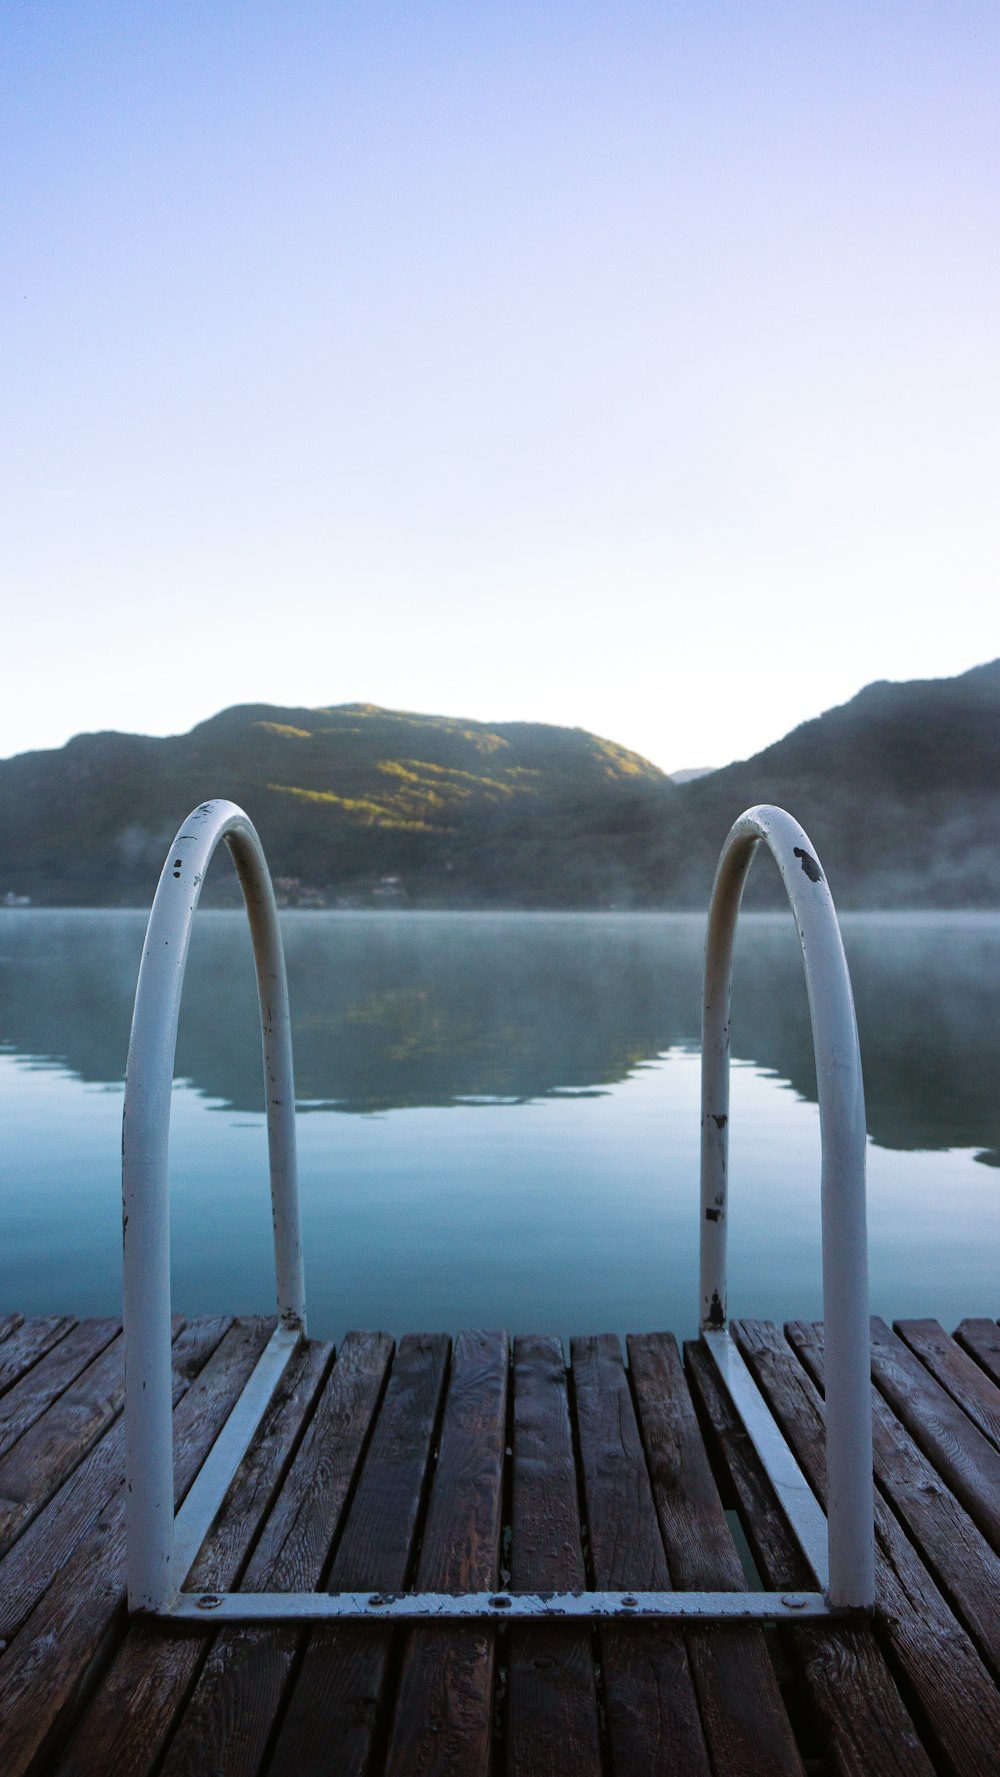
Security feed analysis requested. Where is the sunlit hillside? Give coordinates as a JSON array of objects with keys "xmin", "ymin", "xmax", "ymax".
[
  {"xmin": 1, "ymin": 662, "xmax": 998, "ymax": 907},
  {"xmin": 0, "ymin": 703, "xmax": 674, "ymax": 906}
]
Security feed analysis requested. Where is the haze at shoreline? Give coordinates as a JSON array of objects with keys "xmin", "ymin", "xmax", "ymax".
[{"xmin": 2, "ymin": 658, "xmax": 998, "ymax": 911}]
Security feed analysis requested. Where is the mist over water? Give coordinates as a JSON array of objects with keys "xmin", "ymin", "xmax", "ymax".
[{"xmin": 1, "ymin": 909, "xmax": 998, "ymax": 1338}]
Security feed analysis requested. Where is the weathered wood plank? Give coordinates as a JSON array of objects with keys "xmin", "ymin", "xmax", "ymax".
[
  {"xmin": 954, "ymin": 1319, "xmax": 1000, "ymax": 1389},
  {"xmin": 683, "ymin": 1339, "xmax": 813, "ymax": 1589},
  {"xmin": 0, "ymin": 1317, "xmax": 208, "ymax": 1642},
  {"xmin": 383, "ymin": 1328, "xmax": 509, "ymax": 1777},
  {"xmin": 267, "ymin": 1331, "xmax": 450, "ymax": 1777},
  {"xmin": 242, "ymin": 1330, "xmax": 395, "ymax": 1593},
  {"xmin": 789, "ymin": 1318, "xmax": 1000, "ymax": 1679},
  {"xmin": 629, "ymin": 1332, "xmax": 805, "ymax": 1777},
  {"xmin": 629, "ymin": 1333, "xmax": 746, "ymax": 1591},
  {"xmin": 170, "ymin": 1316, "xmax": 233, "ymax": 1382},
  {"xmin": 734, "ymin": 1318, "xmax": 1000, "ymax": 1777},
  {"xmin": 0, "ymin": 1312, "xmax": 24, "ymax": 1345},
  {"xmin": 685, "ymin": 1336, "xmax": 934, "ymax": 1777},
  {"xmin": 507, "ymin": 1333, "xmax": 602, "ymax": 1777},
  {"xmin": 0, "ymin": 1330, "xmax": 126, "ymax": 1554},
  {"xmin": 154, "ymin": 1330, "xmax": 395, "ymax": 1777},
  {"xmin": 684, "ymin": 1337, "xmax": 934, "ymax": 1777},
  {"xmin": 5, "ymin": 1313, "xmax": 1000, "ymax": 1775},
  {"xmin": 0, "ymin": 1317, "xmax": 273, "ymax": 1777},
  {"xmin": 0, "ymin": 1315, "xmax": 75, "ymax": 1400},
  {"xmin": 54, "ymin": 1337, "xmax": 334, "ymax": 1777},
  {"xmin": 868, "ymin": 1315, "xmax": 1000, "ymax": 1551},
  {"xmin": 0, "ymin": 1318, "xmax": 115, "ymax": 1459},
  {"xmin": 573, "ymin": 1333, "xmax": 711, "ymax": 1777},
  {"xmin": 895, "ymin": 1320, "xmax": 1000, "ymax": 1453}
]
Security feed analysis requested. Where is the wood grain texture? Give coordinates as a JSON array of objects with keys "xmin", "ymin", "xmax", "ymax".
[
  {"xmin": 735, "ymin": 1318, "xmax": 1000, "ymax": 1777},
  {"xmin": 0, "ymin": 1317, "xmax": 273, "ymax": 1777},
  {"xmin": 789, "ymin": 1318, "xmax": 1000, "ymax": 1679},
  {"xmin": 268, "ymin": 1331, "xmax": 450, "ymax": 1777},
  {"xmin": 629, "ymin": 1332, "xmax": 805, "ymax": 1777},
  {"xmin": 383, "ymin": 1328, "xmax": 509, "ymax": 1777},
  {"xmin": 157, "ymin": 1330, "xmax": 395, "ymax": 1777},
  {"xmin": 954, "ymin": 1319, "xmax": 1000, "ymax": 1389},
  {"xmin": 0, "ymin": 1330, "xmax": 126, "ymax": 1554},
  {"xmin": 56, "ymin": 1338, "xmax": 334, "ymax": 1777},
  {"xmin": 572, "ymin": 1333, "xmax": 711, "ymax": 1777},
  {"xmin": 684, "ymin": 1337, "xmax": 935, "ymax": 1777},
  {"xmin": 0, "ymin": 1318, "xmax": 117, "ymax": 1460},
  {"xmin": 0, "ymin": 1316, "xmax": 208, "ymax": 1642},
  {"xmin": 5, "ymin": 1313, "xmax": 1000, "ymax": 1774},
  {"xmin": 507, "ymin": 1333, "xmax": 602, "ymax": 1777},
  {"xmin": 895, "ymin": 1319, "xmax": 1000, "ymax": 1453},
  {"xmin": 0, "ymin": 1315, "xmax": 75, "ymax": 1401},
  {"xmin": 867, "ymin": 1316, "xmax": 1000, "ymax": 1551},
  {"xmin": 628, "ymin": 1333, "xmax": 745, "ymax": 1593},
  {"xmin": 683, "ymin": 1339, "xmax": 813, "ymax": 1592}
]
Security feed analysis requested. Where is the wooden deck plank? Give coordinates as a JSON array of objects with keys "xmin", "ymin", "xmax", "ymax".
[
  {"xmin": 683, "ymin": 1339, "xmax": 814, "ymax": 1591},
  {"xmin": 0, "ymin": 1330, "xmax": 126, "ymax": 1555},
  {"xmin": 53, "ymin": 1338, "xmax": 334, "ymax": 1777},
  {"xmin": 507, "ymin": 1333, "xmax": 602, "ymax": 1777},
  {"xmin": 895, "ymin": 1319, "xmax": 1000, "ymax": 1453},
  {"xmin": 242, "ymin": 1330, "xmax": 396, "ymax": 1592},
  {"xmin": 0, "ymin": 1315, "xmax": 76, "ymax": 1401},
  {"xmin": 572, "ymin": 1333, "xmax": 712, "ymax": 1777},
  {"xmin": 788, "ymin": 1318, "xmax": 1000, "ymax": 1680},
  {"xmin": 0, "ymin": 1317, "xmax": 274, "ymax": 1777},
  {"xmin": 868, "ymin": 1315, "xmax": 1000, "ymax": 1551},
  {"xmin": 629, "ymin": 1332, "xmax": 805, "ymax": 1777},
  {"xmin": 267, "ymin": 1331, "xmax": 450, "ymax": 1777},
  {"xmin": 684, "ymin": 1337, "xmax": 935, "ymax": 1777},
  {"xmin": 0, "ymin": 1316, "xmax": 210, "ymax": 1643},
  {"xmin": 734, "ymin": 1318, "xmax": 1000, "ymax": 1777},
  {"xmin": 0, "ymin": 1318, "xmax": 116, "ymax": 1460},
  {"xmin": 153, "ymin": 1330, "xmax": 395, "ymax": 1777},
  {"xmin": 0, "ymin": 1312, "xmax": 24, "ymax": 1345},
  {"xmin": 4, "ymin": 1312, "xmax": 1000, "ymax": 1774},
  {"xmin": 383, "ymin": 1328, "xmax": 509, "ymax": 1777},
  {"xmin": 954, "ymin": 1319, "xmax": 1000, "ymax": 1388}
]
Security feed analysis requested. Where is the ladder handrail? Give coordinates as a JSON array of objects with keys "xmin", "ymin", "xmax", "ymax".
[
  {"xmin": 700, "ymin": 804, "xmax": 874, "ymax": 1608},
  {"xmin": 122, "ymin": 799, "xmax": 305, "ymax": 1612}
]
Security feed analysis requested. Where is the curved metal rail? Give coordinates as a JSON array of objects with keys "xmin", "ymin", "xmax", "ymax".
[
  {"xmin": 121, "ymin": 797, "xmax": 873, "ymax": 1622},
  {"xmin": 122, "ymin": 800, "xmax": 305, "ymax": 1611},
  {"xmin": 700, "ymin": 804, "xmax": 874, "ymax": 1609}
]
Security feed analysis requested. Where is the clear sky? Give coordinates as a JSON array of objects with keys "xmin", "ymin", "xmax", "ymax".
[{"xmin": 4, "ymin": 1, "xmax": 998, "ymax": 774}]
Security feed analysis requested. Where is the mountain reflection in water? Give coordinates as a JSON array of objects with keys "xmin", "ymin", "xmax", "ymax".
[{"xmin": 1, "ymin": 909, "xmax": 999, "ymax": 1164}]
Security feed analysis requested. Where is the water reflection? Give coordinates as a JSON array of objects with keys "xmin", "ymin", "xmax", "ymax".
[{"xmin": 1, "ymin": 910, "xmax": 999, "ymax": 1163}]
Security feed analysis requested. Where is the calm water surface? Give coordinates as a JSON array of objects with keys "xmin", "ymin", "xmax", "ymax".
[{"xmin": 1, "ymin": 910, "xmax": 998, "ymax": 1339}]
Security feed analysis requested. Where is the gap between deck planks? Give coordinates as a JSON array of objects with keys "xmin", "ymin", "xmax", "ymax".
[{"xmin": 0, "ymin": 1311, "xmax": 999, "ymax": 1775}]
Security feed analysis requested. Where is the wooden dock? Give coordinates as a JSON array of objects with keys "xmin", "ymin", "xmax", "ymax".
[{"xmin": 0, "ymin": 1312, "xmax": 998, "ymax": 1775}]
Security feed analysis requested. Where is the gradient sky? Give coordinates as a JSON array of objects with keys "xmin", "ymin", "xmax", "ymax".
[{"xmin": 4, "ymin": 2, "xmax": 998, "ymax": 773}]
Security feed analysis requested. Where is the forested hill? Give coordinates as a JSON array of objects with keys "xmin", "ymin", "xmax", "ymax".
[
  {"xmin": 647, "ymin": 658, "xmax": 1000, "ymax": 908},
  {"xmin": 1, "ymin": 662, "xmax": 998, "ymax": 907},
  {"xmin": 0, "ymin": 704, "xmax": 677, "ymax": 906}
]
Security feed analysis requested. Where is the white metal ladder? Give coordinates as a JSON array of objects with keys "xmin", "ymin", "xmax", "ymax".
[{"xmin": 121, "ymin": 798, "xmax": 874, "ymax": 1622}]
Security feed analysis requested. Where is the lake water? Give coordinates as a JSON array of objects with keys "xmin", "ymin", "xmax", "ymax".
[{"xmin": 1, "ymin": 909, "xmax": 999, "ymax": 1341}]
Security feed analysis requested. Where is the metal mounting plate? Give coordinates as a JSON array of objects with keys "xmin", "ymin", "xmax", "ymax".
[
  {"xmin": 153, "ymin": 1325, "xmax": 851, "ymax": 1625},
  {"xmin": 166, "ymin": 1588, "xmax": 842, "ymax": 1623}
]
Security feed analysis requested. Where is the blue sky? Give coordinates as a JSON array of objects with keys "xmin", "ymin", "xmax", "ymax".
[{"xmin": 4, "ymin": 2, "xmax": 998, "ymax": 772}]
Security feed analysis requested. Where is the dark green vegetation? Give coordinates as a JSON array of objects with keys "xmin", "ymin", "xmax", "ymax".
[
  {"xmin": 1, "ymin": 660, "xmax": 998, "ymax": 907},
  {"xmin": 665, "ymin": 657, "xmax": 1000, "ymax": 909}
]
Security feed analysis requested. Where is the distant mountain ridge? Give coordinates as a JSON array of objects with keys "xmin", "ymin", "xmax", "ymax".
[
  {"xmin": 0, "ymin": 703, "xmax": 676, "ymax": 907},
  {"xmin": 1, "ymin": 663, "xmax": 998, "ymax": 907},
  {"xmin": 656, "ymin": 658, "xmax": 1000, "ymax": 907}
]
